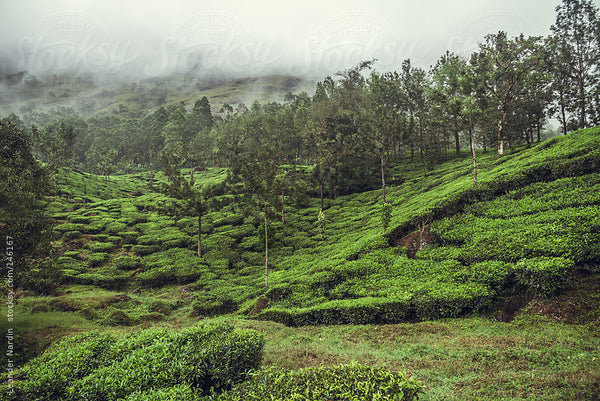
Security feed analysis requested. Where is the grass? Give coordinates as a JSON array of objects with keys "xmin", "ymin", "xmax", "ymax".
[{"xmin": 236, "ymin": 308, "xmax": 600, "ymax": 400}]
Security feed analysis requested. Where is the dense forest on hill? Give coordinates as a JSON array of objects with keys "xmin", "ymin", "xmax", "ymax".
[{"xmin": 1, "ymin": 0, "xmax": 600, "ymax": 400}]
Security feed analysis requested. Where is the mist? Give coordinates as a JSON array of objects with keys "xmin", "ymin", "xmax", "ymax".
[{"xmin": 0, "ymin": 0, "xmax": 571, "ymax": 82}]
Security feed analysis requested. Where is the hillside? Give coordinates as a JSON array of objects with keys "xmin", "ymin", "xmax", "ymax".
[
  {"xmin": 2, "ymin": 127, "xmax": 600, "ymax": 399},
  {"xmin": 0, "ymin": 72, "xmax": 314, "ymax": 117}
]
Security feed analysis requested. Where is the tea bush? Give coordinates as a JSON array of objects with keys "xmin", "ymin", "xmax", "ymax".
[
  {"xmin": 11, "ymin": 324, "xmax": 264, "ymax": 401},
  {"xmin": 209, "ymin": 364, "xmax": 422, "ymax": 401},
  {"xmin": 515, "ymin": 257, "xmax": 575, "ymax": 298}
]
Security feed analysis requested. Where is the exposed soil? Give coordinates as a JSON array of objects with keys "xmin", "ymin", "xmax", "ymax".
[
  {"xmin": 393, "ymin": 225, "xmax": 434, "ymax": 258},
  {"xmin": 519, "ymin": 273, "xmax": 600, "ymax": 325}
]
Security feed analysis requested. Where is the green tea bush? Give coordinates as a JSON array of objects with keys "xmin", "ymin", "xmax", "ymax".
[
  {"xmin": 74, "ymin": 273, "xmax": 129, "ymax": 290},
  {"xmin": 412, "ymin": 283, "xmax": 493, "ymax": 320},
  {"xmin": 90, "ymin": 242, "xmax": 115, "ymax": 253},
  {"xmin": 239, "ymin": 235, "xmax": 260, "ymax": 251},
  {"xmin": 88, "ymin": 252, "xmax": 109, "ymax": 267},
  {"xmin": 132, "ymin": 244, "xmax": 160, "ymax": 256},
  {"xmin": 68, "ymin": 215, "xmax": 93, "ymax": 224},
  {"xmin": 118, "ymin": 230, "xmax": 139, "ymax": 244},
  {"xmin": 137, "ymin": 248, "xmax": 207, "ymax": 286},
  {"xmin": 210, "ymin": 364, "xmax": 422, "ymax": 401},
  {"xmin": 83, "ymin": 220, "xmax": 107, "ymax": 234},
  {"xmin": 15, "ymin": 332, "xmax": 118, "ymax": 400},
  {"xmin": 66, "ymin": 324, "xmax": 264, "ymax": 400},
  {"xmin": 113, "ymin": 255, "xmax": 144, "ymax": 270},
  {"xmin": 212, "ymin": 214, "xmax": 244, "ymax": 228},
  {"xmin": 256, "ymin": 296, "xmax": 413, "ymax": 326},
  {"xmin": 93, "ymin": 233, "xmax": 109, "ymax": 242},
  {"xmin": 191, "ymin": 295, "xmax": 238, "ymax": 317},
  {"xmin": 62, "ymin": 230, "xmax": 83, "ymax": 241},
  {"xmin": 124, "ymin": 384, "xmax": 196, "ymax": 401},
  {"xmin": 515, "ymin": 257, "xmax": 574, "ymax": 298},
  {"xmin": 104, "ymin": 309, "xmax": 136, "ymax": 326},
  {"xmin": 105, "ymin": 221, "xmax": 127, "ymax": 234},
  {"xmin": 55, "ymin": 222, "xmax": 86, "ymax": 233}
]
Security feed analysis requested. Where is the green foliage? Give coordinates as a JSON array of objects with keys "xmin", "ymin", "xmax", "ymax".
[
  {"xmin": 192, "ymin": 295, "xmax": 238, "ymax": 317},
  {"xmin": 12, "ymin": 324, "xmax": 264, "ymax": 401},
  {"xmin": 74, "ymin": 273, "xmax": 129, "ymax": 290},
  {"xmin": 515, "ymin": 257, "xmax": 575, "ymax": 298},
  {"xmin": 210, "ymin": 364, "xmax": 422, "ymax": 401},
  {"xmin": 90, "ymin": 242, "xmax": 115, "ymax": 253},
  {"xmin": 380, "ymin": 202, "xmax": 392, "ymax": 232},
  {"xmin": 137, "ymin": 248, "xmax": 207, "ymax": 287},
  {"xmin": 88, "ymin": 252, "xmax": 109, "ymax": 267},
  {"xmin": 113, "ymin": 255, "xmax": 144, "ymax": 270},
  {"xmin": 62, "ymin": 230, "xmax": 83, "ymax": 241}
]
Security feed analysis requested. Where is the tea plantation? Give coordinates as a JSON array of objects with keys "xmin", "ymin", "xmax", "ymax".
[{"xmin": 2, "ymin": 127, "xmax": 600, "ymax": 399}]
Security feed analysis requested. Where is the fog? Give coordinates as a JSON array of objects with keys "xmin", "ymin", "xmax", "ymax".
[{"xmin": 0, "ymin": 0, "xmax": 575, "ymax": 81}]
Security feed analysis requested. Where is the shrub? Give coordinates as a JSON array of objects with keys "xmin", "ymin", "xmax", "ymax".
[
  {"xmin": 90, "ymin": 242, "xmax": 114, "ymax": 253},
  {"xmin": 147, "ymin": 299, "xmax": 173, "ymax": 315},
  {"xmin": 65, "ymin": 323, "xmax": 264, "ymax": 400},
  {"xmin": 118, "ymin": 231, "xmax": 139, "ymax": 244},
  {"xmin": 515, "ymin": 257, "xmax": 574, "ymax": 298},
  {"xmin": 255, "ymin": 296, "xmax": 413, "ymax": 326},
  {"xmin": 212, "ymin": 364, "xmax": 423, "ymax": 401},
  {"xmin": 74, "ymin": 273, "xmax": 129, "ymax": 290},
  {"xmin": 88, "ymin": 252, "xmax": 109, "ymax": 267},
  {"xmin": 15, "ymin": 332, "xmax": 118, "ymax": 400},
  {"xmin": 62, "ymin": 230, "xmax": 83, "ymax": 241},
  {"xmin": 123, "ymin": 384, "xmax": 195, "ymax": 401},
  {"xmin": 136, "ymin": 249, "xmax": 207, "ymax": 287},
  {"xmin": 68, "ymin": 215, "xmax": 93, "ymax": 224},
  {"xmin": 54, "ymin": 222, "xmax": 85, "ymax": 233},
  {"xmin": 105, "ymin": 221, "xmax": 127, "ymax": 234},
  {"xmin": 132, "ymin": 245, "xmax": 160, "ymax": 256},
  {"xmin": 191, "ymin": 295, "xmax": 237, "ymax": 317},
  {"xmin": 113, "ymin": 255, "xmax": 144, "ymax": 270},
  {"xmin": 212, "ymin": 214, "xmax": 244, "ymax": 228},
  {"xmin": 104, "ymin": 309, "xmax": 136, "ymax": 326}
]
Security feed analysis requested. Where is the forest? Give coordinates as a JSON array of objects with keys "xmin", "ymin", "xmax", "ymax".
[{"xmin": 1, "ymin": 0, "xmax": 600, "ymax": 400}]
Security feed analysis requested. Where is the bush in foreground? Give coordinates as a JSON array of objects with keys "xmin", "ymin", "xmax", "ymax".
[
  {"xmin": 8, "ymin": 323, "xmax": 264, "ymax": 401},
  {"xmin": 208, "ymin": 364, "xmax": 423, "ymax": 401}
]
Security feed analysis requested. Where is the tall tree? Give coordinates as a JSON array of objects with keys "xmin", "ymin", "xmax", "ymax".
[
  {"xmin": 471, "ymin": 32, "xmax": 544, "ymax": 156},
  {"xmin": 0, "ymin": 119, "xmax": 55, "ymax": 290},
  {"xmin": 551, "ymin": 0, "xmax": 600, "ymax": 130},
  {"xmin": 430, "ymin": 52, "xmax": 467, "ymax": 156},
  {"xmin": 368, "ymin": 70, "xmax": 404, "ymax": 204}
]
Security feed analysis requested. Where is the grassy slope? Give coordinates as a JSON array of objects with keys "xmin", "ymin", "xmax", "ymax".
[
  {"xmin": 0, "ymin": 74, "xmax": 314, "ymax": 117},
  {"xmin": 2, "ymin": 127, "xmax": 600, "ymax": 399}
]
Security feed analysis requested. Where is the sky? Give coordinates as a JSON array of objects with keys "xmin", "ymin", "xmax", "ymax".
[{"xmin": 0, "ymin": 0, "xmax": 594, "ymax": 81}]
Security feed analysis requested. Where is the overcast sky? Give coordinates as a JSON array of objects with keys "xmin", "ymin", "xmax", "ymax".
[{"xmin": 0, "ymin": 0, "xmax": 595, "ymax": 80}]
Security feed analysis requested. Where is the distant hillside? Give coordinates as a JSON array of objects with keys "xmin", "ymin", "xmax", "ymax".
[{"xmin": 0, "ymin": 71, "xmax": 315, "ymax": 116}]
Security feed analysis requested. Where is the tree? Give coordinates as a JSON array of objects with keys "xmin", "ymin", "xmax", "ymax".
[
  {"xmin": 551, "ymin": 0, "xmax": 600, "ymax": 130},
  {"xmin": 368, "ymin": 70, "xmax": 404, "ymax": 204},
  {"xmin": 430, "ymin": 52, "xmax": 467, "ymax": 156},
  {"xmin": 160, "ymin": 150, "xmax": 216, "ymax": 258},
  {"xmin": 0, "ymin": 119, "xmax": 55, "ymax": 290},
  {"xmin": 471, "ymin": 32, "xmax": 544, "ymax": 156},
  {"xmin": 228, "ymin": 107, "xmax": 279, "ymax": 288}
]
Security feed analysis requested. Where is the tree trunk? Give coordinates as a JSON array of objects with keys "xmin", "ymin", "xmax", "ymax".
[
  {"xmin": 560, "ymin": 91, "xmax": 568, "ymax": 135},
  {"xmin": 319, "ymin": 181, "xmax": 324, "ymax": 212},
  {"xmin": 197, "ymin": 211, "xmax": 202, "ymax": 258},
  {"xmin": 264, "ymin": 208, "xmax": 269, "ymax": 288},
  {"xmin": 497, "ymin": 111, "xmax": 506, "ymax": 157},
  {"xmin": 281, "ymin": 190, "xmax": 286, "ymax": 224},
  {"xmin": 537, "ymin": 124, "xmax": 541, "ymax": 142},
  {"xmin": 380, "ymin": 152, "xmax": 386, "ymax": 204},
  {"xmin": 471, "ymin": 127, "xmax": 478, "ymax": 186},
  {"xmin": 579, "ymin": 67, "xmax": 587, "ymax": 129},
  {"xmin": 454, "ymin": 128, "xmax": 460, "ymax": 156}
]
